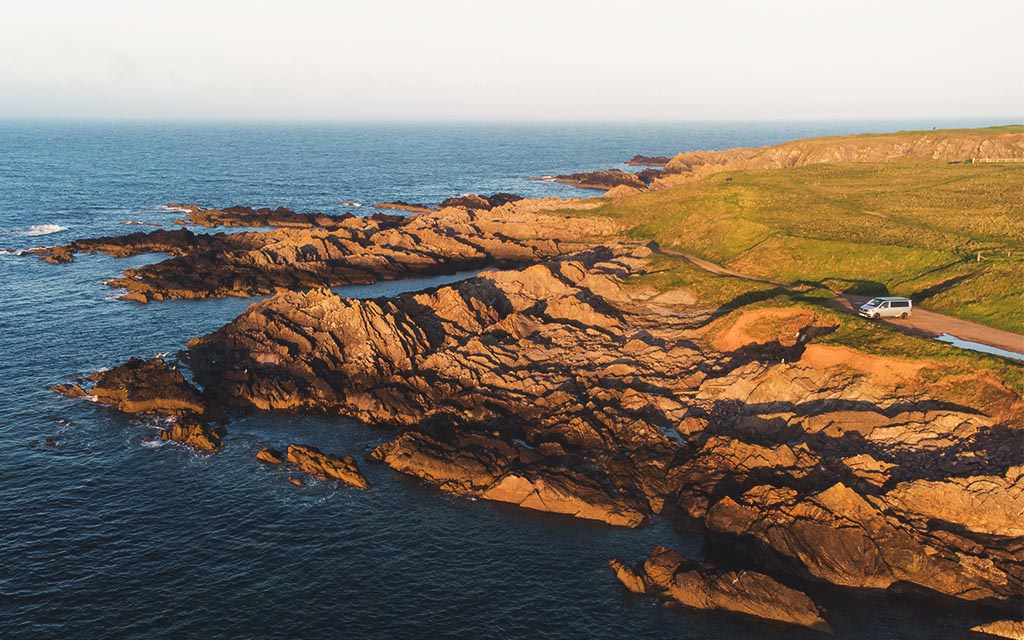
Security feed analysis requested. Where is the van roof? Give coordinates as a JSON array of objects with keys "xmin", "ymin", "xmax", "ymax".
[{"xmin": 874, "ymin": 296, "xmax": 912, "ymax": 301}]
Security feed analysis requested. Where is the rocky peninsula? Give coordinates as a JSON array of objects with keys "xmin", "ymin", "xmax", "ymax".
[{"xmin": 39, "ymin": 127, "xmax": 1024, "ymax": 634}]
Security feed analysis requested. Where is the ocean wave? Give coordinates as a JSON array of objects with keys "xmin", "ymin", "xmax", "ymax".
[
  {"xmin": 22, "ymin": 224, "xmax": 68, "ymax": 237},
  {"xmin": 157, "ymin": 205, "xmax": 193, "ymax": 213}
]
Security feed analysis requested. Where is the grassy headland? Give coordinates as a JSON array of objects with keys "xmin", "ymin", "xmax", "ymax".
[
  {"xmin": 544, "ymin": 127, "xmax": 1023, "ymax": 386},
  {"xmin": 562, "ymin": 156, "xmax": 1022, "ymax": 332}
]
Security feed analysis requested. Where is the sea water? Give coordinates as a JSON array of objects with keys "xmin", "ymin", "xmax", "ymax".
[{"xmin": 0, "ymin": 120, "xmax": 1005, "ymax": 639}]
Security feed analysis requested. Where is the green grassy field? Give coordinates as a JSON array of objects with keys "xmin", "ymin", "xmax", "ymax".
[{"xmin": 564, "ymin": 160, "xmax": 1023, "ymax": 332}]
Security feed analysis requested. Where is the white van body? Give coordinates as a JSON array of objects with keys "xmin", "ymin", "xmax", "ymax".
[{"xmin": 858, "ymin": 297, "xmax": 913, "ymax": 319}]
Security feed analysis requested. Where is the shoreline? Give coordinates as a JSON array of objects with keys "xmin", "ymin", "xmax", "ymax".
[{"xmin": 33, "ymin": 125, "xmax": 1024, "ymax": 633}]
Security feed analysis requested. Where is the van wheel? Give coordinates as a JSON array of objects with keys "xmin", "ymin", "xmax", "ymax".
[
  {"xmin": 872, "ymin": 313, "xmax": 879, "ymax": 319},
  {"xmin": 900, "ymin": 312, "xmax": 908, "ymax": 319}
]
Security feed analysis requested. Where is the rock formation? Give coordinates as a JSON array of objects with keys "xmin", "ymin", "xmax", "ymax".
[
  {"xmin": 177, "ymin": 249, "xmax": 1023, "ymax": 610},
  {"xmin": 612, "ymin": 546, "xmax": 832, "ymax": 632},
  {"xmin": 167, "ymin": 203, "xmax": 364, "ymax": 229},
  {"xmin": 87, "ymin": 357, "xmax": 209, "ymax": 416},
  {"xmin": 159, "ymin": 413, "xmax": 226, "ymax": 451},
  {"xmin": 438, "ymin": 193, "xmax": 524, "ymax": 210},
  {"xmin": 286, "ymin": 444, "xmax": 370, "ymax": 488},
  {"xmin": 544, "ymin": 168, "xmax": 657, "ymax": 191},
  {"xmin": 50, "ymin": 383, "xmax": 87, "ymax": 398},
  {"xmin": 31, "ymin": 200, "xmax": 612, "ymax": 302},
  {"xmin": 971, "ymin": 620, "xmax": 1024, "ymax": 639},
  {"xmin": 625, "ymin": 155, "xmax": 671, "ymax": 166},
  {"xmin": 256, "ymin": 447, "xmax": 284, "ymax": 464}
]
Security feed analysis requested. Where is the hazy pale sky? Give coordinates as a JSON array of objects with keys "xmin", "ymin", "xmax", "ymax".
[{"xmin": 1, "ymin": 0, "xmax": 1021, "ymax": 121}]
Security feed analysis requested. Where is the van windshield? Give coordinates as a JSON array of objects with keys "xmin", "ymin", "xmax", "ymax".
[{"xmin": 865, "ymin": 299, "xmax": 882, "ymax": 307}]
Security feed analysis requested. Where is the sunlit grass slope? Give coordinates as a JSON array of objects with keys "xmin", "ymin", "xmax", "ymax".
[{"xmin": 571, "ymin": 160, "xmax": 1023, "ymax": 332}]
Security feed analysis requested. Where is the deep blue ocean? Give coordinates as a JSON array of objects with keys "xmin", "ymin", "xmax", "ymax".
[{"xmin": 0, "ymin": 120, "xmax": 1007, "ymax": 639}]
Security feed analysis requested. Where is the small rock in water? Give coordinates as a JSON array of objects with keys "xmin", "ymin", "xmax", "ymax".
[
  {"xmin": 158, "ymin": 413, "xmax": 226, "ymax": 451},
  {"xmin": 287, "ymin": 477, "xmax": 303, "ymax": 487},
  {"xmin": 50, "ymin": 383, "xmax": 86, "ymax": 398},
  {"xmin": 287, "ymin": 444, "xmax": 370, "ymax": 489},
  {"xmin": 256, "ymin": 447, "xmax": 284, "ymax": 465}
]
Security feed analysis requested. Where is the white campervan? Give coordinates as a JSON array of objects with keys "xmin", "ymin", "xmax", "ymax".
[{"xmin": 858, "ymin": 297, "xmax": 913, "ymax": 319}]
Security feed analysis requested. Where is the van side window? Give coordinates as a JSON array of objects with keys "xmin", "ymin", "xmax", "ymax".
[
  {"xmin": 893, "ymin": 301, "xmax": 909, "ymax": 308},
  {"xmin": 880, "ymin": 302, "xmax": 890, "ymax": 308}
]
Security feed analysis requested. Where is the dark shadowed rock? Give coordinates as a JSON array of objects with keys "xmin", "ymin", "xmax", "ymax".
[{"xmin": 88, "ymin": 357, "xmax": 209, "ymax": 416}]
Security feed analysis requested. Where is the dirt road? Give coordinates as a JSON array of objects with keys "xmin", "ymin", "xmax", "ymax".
[
  {"xmin": 828, "ymin": 295, "xmax": 1023, "ymax": 356},
  {"xmin": 652, "ymin": 245, "xmax": 1024, "ymax": 357}
]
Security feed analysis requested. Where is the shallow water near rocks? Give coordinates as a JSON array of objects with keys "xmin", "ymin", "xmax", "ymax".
[{"xmin": 0, "ymin": 120, "xmax": 1004, "ymax": 639}]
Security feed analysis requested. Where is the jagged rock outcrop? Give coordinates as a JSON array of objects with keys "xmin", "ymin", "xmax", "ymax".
[
  {"xmin": 625, "ymin": 155, "xmax": 671, "ymax": 166},
  {"xmin": 371, "ymin": 431, "xmax": 648, "ymax": 526},
  {"xmin": 85, "ymin": 357, "xmax": 210, "ymax": 416},
  {"xmin": 614, "ymin": 546, "xmax": 831, "ymax": 632},
  {"xmin": 50, "ymin": 383, "xmax": 87, "ymax": 398},
  {"xmin": 28, "ymin": 228, "xmax": 225, "ymax": 264},
  {"xmin": 159, "ymin": 413, "xmax": 226, "ymax": 451},
  {"xmin": 255, "ymin": 447, "xmax": 284, "ymax": 464},
  {"xmin": 705, "ymin": 475, "xmax": 1023, "ymax": 604},
  {"xmin": 188, "ymin": 246, "xmax": 700, "ymax": 525},
  {"xmin": 608, "ymin": 558, "xmax": 648, "ymax": 593},
  {"xmin": 168, "ymin": 203, "xmax": 367, "ymax": 229},
  {"xmin": 545, "ymin": 168, "xmax": 657, "ymax": 191},
  {"xmin": 286, "ymin": 444, "xmax": 370, "ymax": 488},
  {"xmin": 32, "ymin": 200, "xmax": 612, "ymax": 301},
  {"xmin": 438, "ymin": 193, "xmax": 524, "ymax": 210},
  {"xmin": 178, "ymin": 249, "xmax": 1024, "ymax": 612}
]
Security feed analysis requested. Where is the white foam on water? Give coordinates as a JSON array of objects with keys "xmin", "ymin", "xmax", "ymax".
[
  {"xmin": 22, "ymin": 224, "xmax": 68, "ymax": 237},
  {"xmin": 157, "ymin": 205, "xmax": 192, "ymax": 213}
]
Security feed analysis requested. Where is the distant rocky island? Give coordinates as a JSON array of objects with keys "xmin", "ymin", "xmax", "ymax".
[{"xmin": 41, "ymin": 127, "xmax": 1024, "ymax": 635}]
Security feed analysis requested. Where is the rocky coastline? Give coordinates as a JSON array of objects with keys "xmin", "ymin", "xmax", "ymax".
[{"xmin": 39, "ymin": 134, "xmax": 1024, "ymax": 633}]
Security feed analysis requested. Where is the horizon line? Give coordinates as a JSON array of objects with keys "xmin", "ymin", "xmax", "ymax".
[{"xmin": 0, "ymin": 115, "xmax": 1020, "ymax": 126}]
